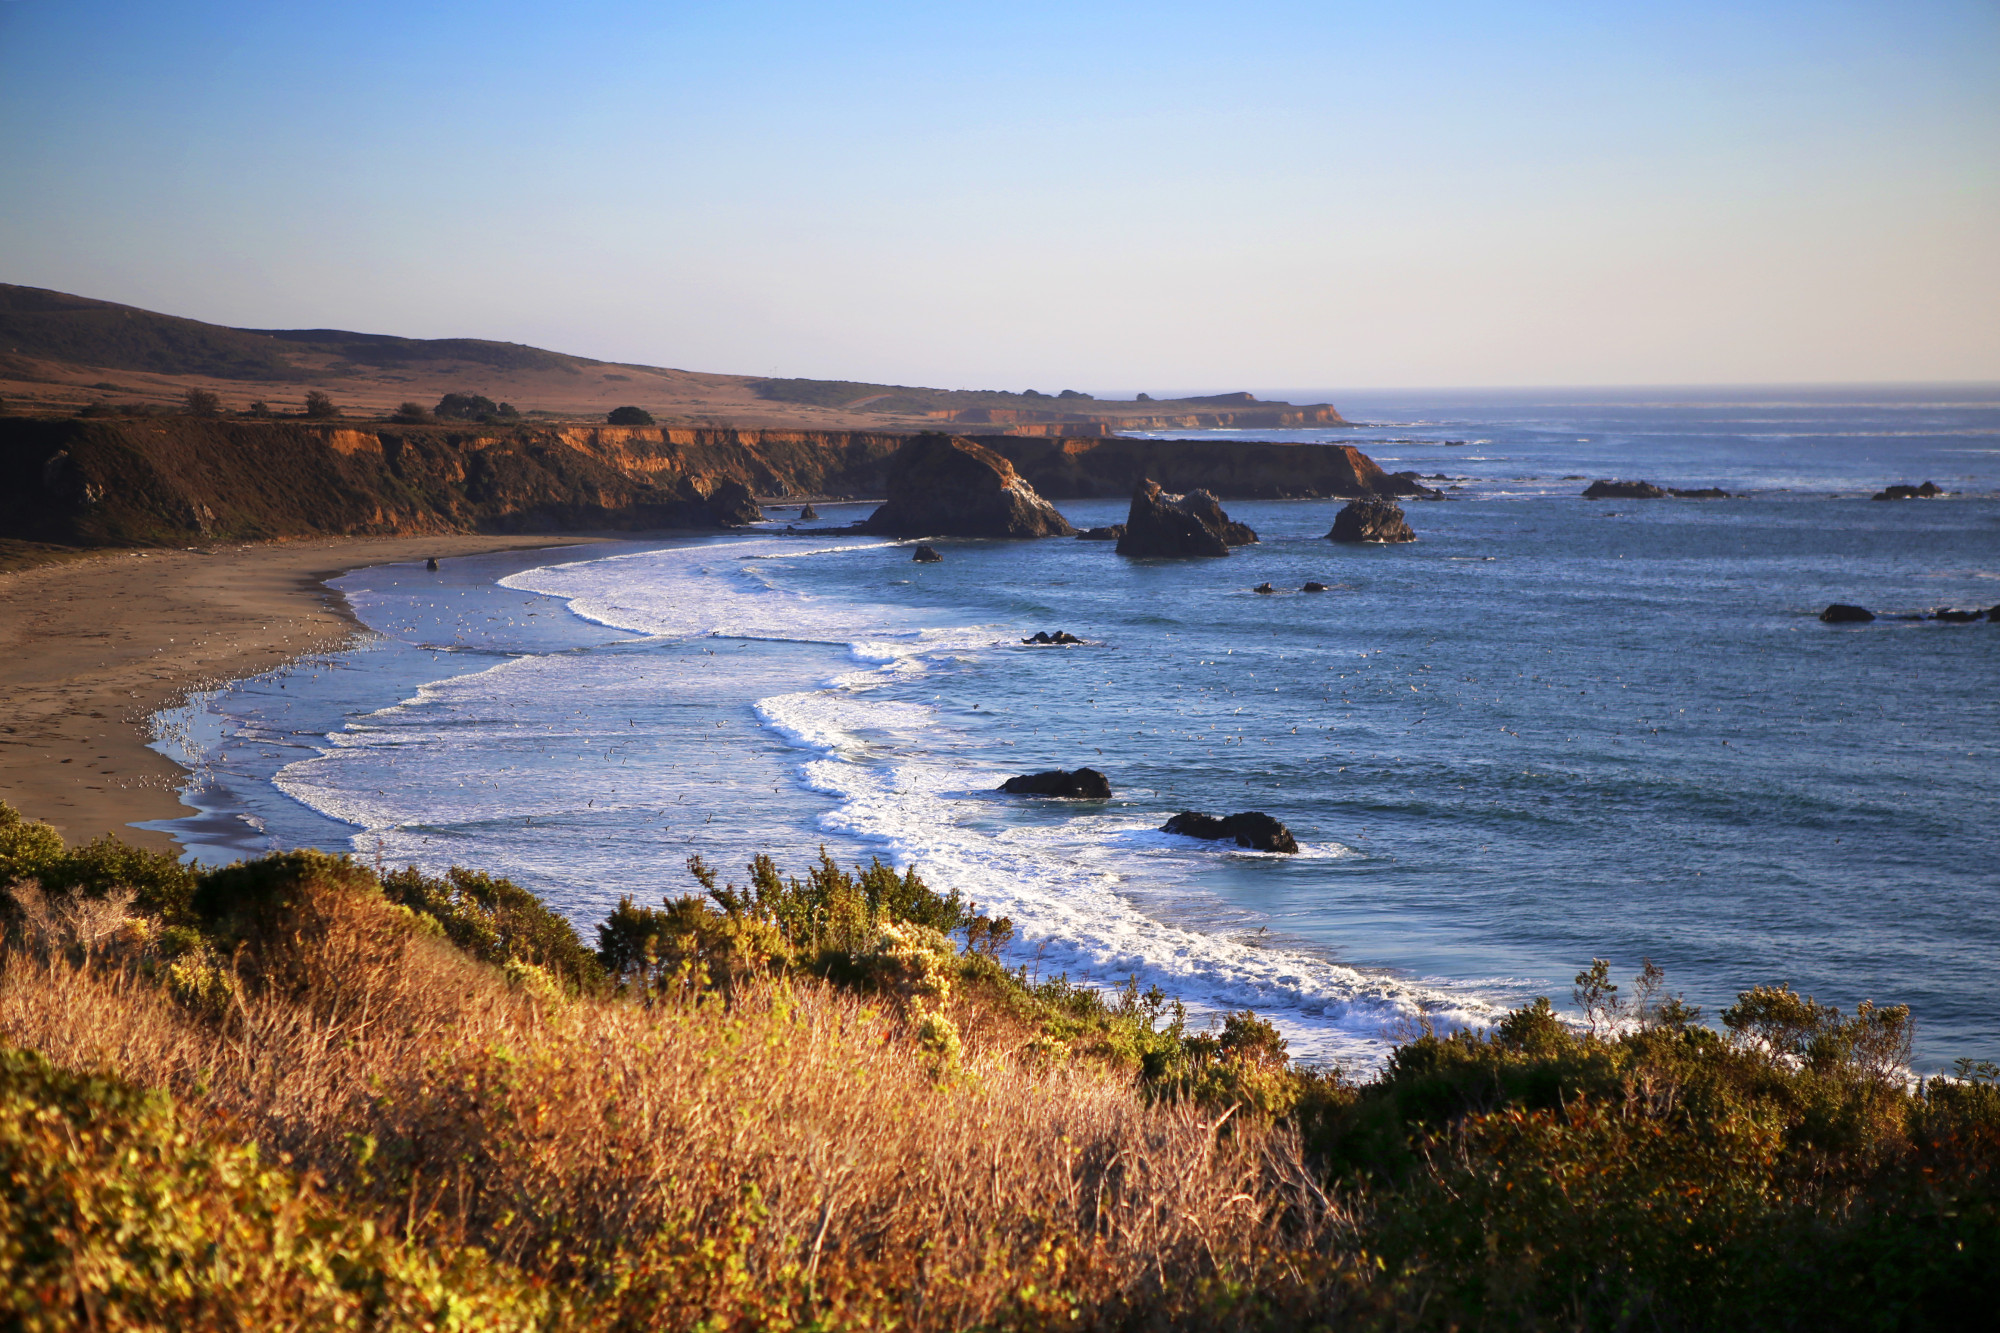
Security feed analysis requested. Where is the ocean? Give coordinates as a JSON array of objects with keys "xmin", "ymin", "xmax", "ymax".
[{"xmin": 143, "ymin": 385, "xmax": 2000, "ymax": 1072}]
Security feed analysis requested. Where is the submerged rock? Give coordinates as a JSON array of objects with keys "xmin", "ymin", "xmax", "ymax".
[
  {"xmin": 1254, "ymin": 582, "xmax": 1276, "ymax": 594},
  {"xmin": 1000, "ymin": 768, "xmax": 1113, "ymax": 799},
  {"xmin": 862, "ymin": 434, "xmax": 1075, "ymax": 538},
  {"xmin": 1820, "ymin": 603, "xmax": 1875, "ymax": 623},
  {"xmin": 1669, "ymin": 486, "xmax": 1732, "ymax": 499},
  {"xmin": 1930, "ymin": 607, "xmax": 1987, "ymax": 623},
  {"xmin": 1115, "ymin": 480, "xmax": 1255, "ymax": 558},
  {"xmin": 1022, "ymin": 630, "xmax": 1084, "ymax": 644},
  {"xmin": 1327, "ymin": 498, "xmax": 1415, "ymax": 544},
  {"xmin": 1077, "ymin": 524, "xmax": 1126, "ymax": 541},
  {"xmin": 912, "ymin": 544, "xmax": 942, "ymax": 563},
  {"xmin": 1161, "ymin": 811, "xmax": 1298, "ymax": 854},
  {"xmin": 1873, "ymin": 481, "xmax": 1945, "ymax": 501},
  {"xmin": 1583, "ymin": 479, "xmax": 1669, "ymax": 499}
]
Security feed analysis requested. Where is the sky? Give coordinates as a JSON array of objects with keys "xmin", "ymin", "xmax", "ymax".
[{"xmin": 2, "ymin": 0, "xmax": 1996, "ymax": 392}]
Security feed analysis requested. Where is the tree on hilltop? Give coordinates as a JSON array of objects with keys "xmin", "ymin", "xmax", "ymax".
[
  {"xmin": 607, "ymin": 405, "xmax": 655, "ymax": 426},
  {"xmin": 391, "ymin": 401, "xmax": 433, "ymax": 424},
  {"xmin": 303, "ymin": 390, "xmax": 340, "ymax": 419},
  {"xmin": 436, "ymin": 392, "xmax": 497, "ymax": 421},
  {"xmin": 182, "ymin": 388, "xmax": 222, "ymax": 417}
]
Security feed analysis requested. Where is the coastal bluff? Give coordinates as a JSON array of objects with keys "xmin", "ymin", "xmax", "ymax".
[{"xmin": 0, "ymin": 417, "xmax": 1425, "ymax": 547}]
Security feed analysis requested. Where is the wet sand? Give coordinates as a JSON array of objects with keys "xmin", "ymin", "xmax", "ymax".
[{"xmin": 0, "ymin": 536, "xmax": 601, "ymax": 850}]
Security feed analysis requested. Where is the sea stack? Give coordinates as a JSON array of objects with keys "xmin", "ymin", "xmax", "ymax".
[
  {"xmin": 861, "ymin": 434, "xmax": 1075, "ymax": 538},
  {"xmin": 1115, "ymin": 479, "xmax": 1256, "ymax": 558},
  {"xmin": 999, "ymin": 769, "xmax": 1113, "ymax": 799},
  {"xmin": 1327, "ymin": 498, "xmax": 1415, "ymax": 543}
]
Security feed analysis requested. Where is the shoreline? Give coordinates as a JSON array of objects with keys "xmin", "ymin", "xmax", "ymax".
[{"xmin": 0, "ymin": 534, "xmax": 609, "ymax": 851}]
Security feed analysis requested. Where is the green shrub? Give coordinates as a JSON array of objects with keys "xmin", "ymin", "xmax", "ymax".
[
  {"xmin": 606, "ymin": 405, "xmax": 654, "ymax": 426},
  {"xmin": 302, "ymin": 390, "xmax": 340, "ymax": 419},
  {"xmin": 381, "ymin": 864, "xmax": 605, "ymax": 993},
  {"xmin": 0, "ymin": 803, "xmax": 197, "ymax": 924}
]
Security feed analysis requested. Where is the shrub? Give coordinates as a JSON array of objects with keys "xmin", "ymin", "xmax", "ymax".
[
  {"xmin": 181, "ymin": 387, "xmax": 222, "ymax": 417},
  {"xmin": 606, "ymin": 405, "xmax": 654, "ymax": 426},
  {"xmin": 302, "ymin": 390, "xmax": 339, "ymax": 419},
  {"xmin": 246, "ymin": 400, "xmax": 272, "ymax": 418},
  {"xmin": 390, "ymin": 401, "xmax": 432, "ymax": 424},
  {"xmin": 0, "ymin": 803, "xmax": 196, "ymax": 925},
  {"xmin": 435, "ymin": 392, "xmax": 498, "ymax": 421},
  {"xmin": 380, "ymin": 864, "xmax": 605, "ymax": 993}
]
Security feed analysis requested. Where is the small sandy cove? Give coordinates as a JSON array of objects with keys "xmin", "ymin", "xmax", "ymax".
[{"xmin": 0, "ymin": 535, "xmax": 598, "ymax": 850}]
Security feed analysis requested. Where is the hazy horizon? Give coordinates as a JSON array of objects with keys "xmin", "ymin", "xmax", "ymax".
[{"xmin": 4, "ymin": 1, "xmax": 1995, "ymax": 390}]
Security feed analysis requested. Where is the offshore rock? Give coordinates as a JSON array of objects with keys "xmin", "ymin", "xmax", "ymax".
[
  {"xmin": 1583, "ymin": 479, "xmax": 1669, "ymax": 499},
  {"xmin": 799, "ymin": 502, "xmax": 819, "ymax": 520},
  {"xmin": 1115, "ymin": 479, "xmax": 1253, "ymax": 557},
  {"xmin": 1077, "ymin": 524, "xmax": 1125, "ymax": 541},
  {"xmin": 1820, "ymin": 604, "xmax": 1875, "ymax": 623},
  {"xmin": 1000, "ymin": 768, "xmax": 1113, "ymax": 799},
  {"xmin": 1022, "ymin": 630, "xmax": 1084, "ymax": 644},
  {"xmin": 912, "ymin": 544, "xmax": 942, "ymax": 562},
  {"xmin": 1327, "ymin": 498, "xmax": 1415, "ymax": 543},
  {"xmin": 1930, "ymin": 607, "xmax": 1987, "ymax": 623},
  {"xmin": 1161, "ymin": 811, "xmax": 1298, "ymax": 854},
  {"xmin": 1669, "ymin": 487, "xmax": 1732, "ymax": 499},
  {"xmin": 1873, "ymin": 481, "xmax": 1944, "ymax": 501},
  {"xmin": 861, "ymin": 434, "xmax": 1074, "ymax": 538},
  {"xmin": 1301, "ymin": 581, "xmax": 1329, "ymax": 592}
]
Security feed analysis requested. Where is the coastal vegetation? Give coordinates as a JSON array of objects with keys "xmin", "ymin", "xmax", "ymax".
[{"xmin": 0, "ymin": 799, "xmax": 1993, "ymax": 1330}]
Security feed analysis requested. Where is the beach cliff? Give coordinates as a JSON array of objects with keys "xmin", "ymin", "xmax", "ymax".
[{"xmin": 0, "ymin": 418, "xmax": 1426, "ymax": 547}]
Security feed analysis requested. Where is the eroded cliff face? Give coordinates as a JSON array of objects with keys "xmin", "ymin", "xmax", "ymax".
[{"xmin": 0, "ymin": 419, "xmax": 1421, "ymax": 548}]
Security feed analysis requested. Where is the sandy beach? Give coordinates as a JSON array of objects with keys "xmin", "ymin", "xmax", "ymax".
[{"xmin": 0, "ymin": 535, "xmax": 600, "ymax": 850}]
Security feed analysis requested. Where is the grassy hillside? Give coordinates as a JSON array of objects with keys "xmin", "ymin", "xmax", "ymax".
[{"xmin": 1, "ymin": 800, "xmax": 1994, "ymax": 1330}]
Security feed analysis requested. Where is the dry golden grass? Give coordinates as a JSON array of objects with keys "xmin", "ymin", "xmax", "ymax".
[{"xmin": 0, "ymin": 879, "xmax": 1348, "ymax": 1328}]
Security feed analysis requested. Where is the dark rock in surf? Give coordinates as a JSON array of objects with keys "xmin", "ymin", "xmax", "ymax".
[
  {"xmin": 1115, "ymin": 479, "xmax": 1254, "ymax": 558},
  {"xmin": 1872, "ymin": 481, "xmax": 1944, "ymax": 501},
  {"xmin": 1077, "ymin": 524, "xmax": 1125, "ymax": 541},
  {"xmin": 1327, "ymin": 498, "xmax": 1415, "ymax": 544},
  {"xmin": 862, "ymin": 433, "xmax": 1075, "ymax": 538},
  {"xmin": 1669, "ymin": 487, "xmax": 1732, "ymax": 499},
  {"xmin": 1022, "ymin": 630, "xmax": 1083, "ymax": 644},
  {"xmin": 1161, "ymin": 810, "xmax": 1298, "ymax": 854},
  {"xmin": 1254, "ymin": 582, "xmax": 1276, "ymax": 594},
  {"xmin": 1583, "ymin": 479, "xmax": 1669, "ymax": 499},
  {"xmin": 425, "ymin": 557, "xmax": 439, "ymax": 571},
  {"xmin": 1930, "ymin": 607, "xmax": 1986, "ymax": 623},
  {"xmin": 1820, "ymin": 603, "xmax": 1875, "ymax": 623},
  {"xmin": 1301, "ymin": 581, "xmax": 1329, "ymax": 592},
  {"xmin": 1000, "ymin": 768, "xmax": 1113, "ymax": 799},
  {"xmin": 800, "ymin": 503, "xmax": 819, "ymax": 520},
  {"xmin": 912, "ymin": 544, "xmax": 943, "ymax": 563}
]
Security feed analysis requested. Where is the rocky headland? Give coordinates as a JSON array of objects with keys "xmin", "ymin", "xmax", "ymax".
[{"xmin": 1, "ymin": 417, "xmax": 1429, "ymax": 549}]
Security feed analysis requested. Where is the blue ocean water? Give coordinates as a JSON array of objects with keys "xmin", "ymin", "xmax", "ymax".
[{"xmin": 147, "ymin": 387, "xmax": 2000, "ymax": 1071}]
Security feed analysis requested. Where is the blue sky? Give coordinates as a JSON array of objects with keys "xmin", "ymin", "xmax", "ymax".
[{"xmin": 2, "ymin": 0, "xmax": 1995, "ymax": 390}]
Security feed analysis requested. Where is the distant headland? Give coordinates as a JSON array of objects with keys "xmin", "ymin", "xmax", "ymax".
[{"xmin": 0, "ymin": 283, "xmax": 1344, "ymax": 435}]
